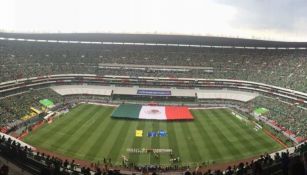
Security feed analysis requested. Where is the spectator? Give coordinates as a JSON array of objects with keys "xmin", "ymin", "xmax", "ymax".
[{"xmin": 0, "ymin": 164, "xmax": 9, "ymax": 175}]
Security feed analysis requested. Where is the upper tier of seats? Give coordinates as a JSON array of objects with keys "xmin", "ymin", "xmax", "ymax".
[{"xmin": 1, "ymin": 39, "xmax": 307, "ymax": 92}]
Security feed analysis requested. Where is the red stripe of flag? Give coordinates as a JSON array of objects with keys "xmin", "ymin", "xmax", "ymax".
[{"xmin": 165, "ymin": 106, "xmax": 194, "ymax": 120}]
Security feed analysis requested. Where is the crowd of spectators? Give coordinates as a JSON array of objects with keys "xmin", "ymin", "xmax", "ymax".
[
  {"xmin": 0, "ymin": 88, "xmax": 62, "ymax": 127},
  {"xmin": 1, "ymin": 40, "xmax": 307, "ymax": 92},
  {"xmin": 252, "ymin": 96, "xmax": 307, "ymax": 138},
  {"xmin": 0, "ymin": 135, "xmax": 119, "ymax": 175}
]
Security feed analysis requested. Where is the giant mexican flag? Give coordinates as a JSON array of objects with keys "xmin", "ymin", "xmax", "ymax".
[{"xmin": 112, "ymin": 104, "xmax": 193, "ymax": 120}]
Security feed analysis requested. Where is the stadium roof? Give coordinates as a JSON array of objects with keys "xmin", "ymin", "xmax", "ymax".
[{"xmin": 1, "ymin": 32, "xmax": 307, "ymax": 48}]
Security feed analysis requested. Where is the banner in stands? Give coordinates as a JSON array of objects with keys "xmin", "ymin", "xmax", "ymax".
[
  {"xmin": 253, "ymin": 107, "xmax": 269, "ymax": 116},
  {"xmin": 112, "ymin": 104, "xmax": 193, "ymax": 120},
  {"xmin": 137, "ymin": 89, "xmax": 171, "ymax": 96},
  {"xmin": 39, "ymin": 99, "xmax": 54, "ymax": 108}
]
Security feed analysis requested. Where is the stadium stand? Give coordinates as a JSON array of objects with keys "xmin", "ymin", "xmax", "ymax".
[
  {"xmin": 0, "ymin": 89, "xmax": 62, "ymax": 128},
  {"xmin": 1, "ymin": 37, "xmax": 307, "ymax": 92},
  {"xmin": 251, "ymin": 96, "xmax": 307, "ymax": 138}
]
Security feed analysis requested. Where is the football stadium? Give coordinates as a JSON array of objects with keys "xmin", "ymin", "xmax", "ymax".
[
  {"xmin": 0, "ymin": 33, "xmax": 307, "ymax": 175},
  {"xmin": 1, "ymin": 1, "xmax": 307, "ymax": 175}
]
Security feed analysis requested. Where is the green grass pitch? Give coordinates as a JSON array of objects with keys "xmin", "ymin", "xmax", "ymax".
[{"xmin": 23, "ymin": 104, "xmax": 282, "ymax": 167}]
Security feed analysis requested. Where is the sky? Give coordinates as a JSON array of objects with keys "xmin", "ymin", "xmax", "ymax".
[{"xmin": 0, "ymin": 0, "xmax": 307, "ymax": 42}]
